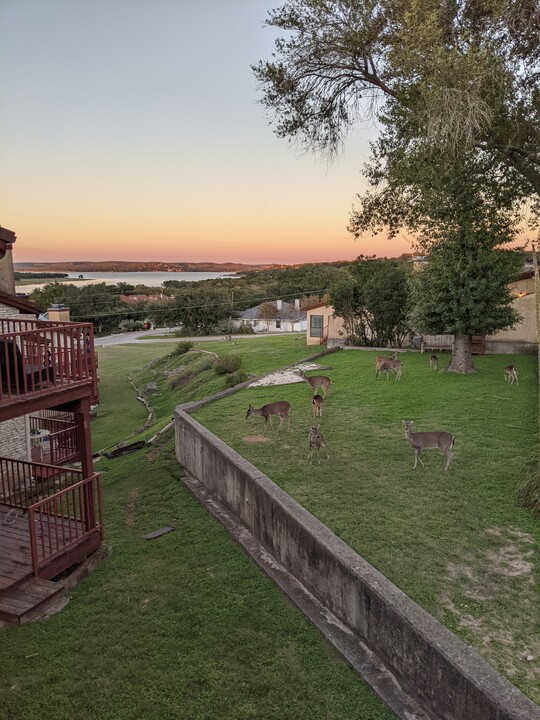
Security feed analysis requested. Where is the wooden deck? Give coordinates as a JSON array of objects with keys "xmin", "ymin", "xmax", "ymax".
[{"xmin": 0, "ymin": 503, "xmax": 98, "ymax": 624}]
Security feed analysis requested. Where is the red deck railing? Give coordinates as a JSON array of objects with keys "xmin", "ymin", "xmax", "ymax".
[
  {"xmin": 0, "ymin": 456, "xmax": 102, "ymax": 576},
  {"xmin": 0, "ymin": 319, "xmax": 98, "ymax": 404},
  {"xmin": 0, "ymin": 456, "xmax": 83, "ymax": 509},
  {"xmin": 29, "ymin": 416, "xmax": 79, "ymax": 465},
  {"xmin": 28, "ymin": 474, "xmax": 103, "ymax": 575}
]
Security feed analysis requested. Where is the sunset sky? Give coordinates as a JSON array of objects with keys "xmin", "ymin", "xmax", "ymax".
[{"xmin": 0, "ymin": 1, "xmax": 413, "ymax": 265}]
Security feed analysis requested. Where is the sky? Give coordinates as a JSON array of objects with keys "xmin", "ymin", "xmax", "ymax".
[{"xmin": 0, "ymin": 0, "xmax": 413, "ymax": 265}]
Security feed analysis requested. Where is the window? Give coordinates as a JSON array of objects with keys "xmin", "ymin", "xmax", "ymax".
[
  {"xmin": 276, "ymin": 320, "xmax": 281, "ymax": 329},
  {"xmin": 310, "ymin": 314, "xmax": 323, "ymax": 337}
]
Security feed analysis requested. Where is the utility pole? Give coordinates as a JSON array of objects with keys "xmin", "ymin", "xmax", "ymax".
[{"xmin": 532, "ymin": 241, "xmax": 540, "ymax": 422}]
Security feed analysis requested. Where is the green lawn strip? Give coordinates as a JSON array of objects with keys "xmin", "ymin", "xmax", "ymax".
[
  {"xmin": 0, "ymin": 440, "xmax": 394, "ymax": 720},
  {"xmin": 193, "ymin": 350, "xmax": 540, "ymax": 704},
  {"xmin": 0, "ymin": 339, "xmax": 395, "ymax": 720}
]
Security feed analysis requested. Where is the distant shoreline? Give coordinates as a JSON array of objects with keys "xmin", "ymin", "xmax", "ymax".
[{"xmin": 14, "ymin": 260, "xmax": 285, "ymax": 273}]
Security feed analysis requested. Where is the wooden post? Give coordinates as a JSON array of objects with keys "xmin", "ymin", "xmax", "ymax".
[{"xmin": 74, "ymin": 397, "xmax": 95, "ymax": 530}]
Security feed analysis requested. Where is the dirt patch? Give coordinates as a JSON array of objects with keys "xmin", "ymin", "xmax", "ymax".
[
  {"xmin": 243, "ymin": 435, "xmax": 271, "ymax": 443},
  {"xmin": 124, "ymin": 487, "xmax": 140, "ymax": 527},
  {"xmin": 438, "ymin": 526, "xmax": 539, "ymax": 695}
]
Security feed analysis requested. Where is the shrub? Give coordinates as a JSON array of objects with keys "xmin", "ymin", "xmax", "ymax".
[
  {"xmin": 170, "ymin": 341, "xmax": 194, "ymax": 357},
  {"xmin": 215, "ymin": 354, "xmax": 242, "ymax": 375},
  {"xmin": 224, "ymin": 371, "xmax": 248, "ymax": 388},
  {"xmin": 517, "ymin": 459, "xmax": 540, "ymax": 516}
]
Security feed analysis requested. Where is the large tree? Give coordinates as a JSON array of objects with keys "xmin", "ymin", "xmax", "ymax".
[
  {"xmin": 349, "ymin": 138, "xmax": 524, "ymax": 371},
  {"xmin": 253, "ymin": 0, "xmax": 540, "ymax": 197}
]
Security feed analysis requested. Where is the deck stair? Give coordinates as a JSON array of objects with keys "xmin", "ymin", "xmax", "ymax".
[{"xmin": 0, "ymin": 577, "xmax": 66, "ymax": 625}]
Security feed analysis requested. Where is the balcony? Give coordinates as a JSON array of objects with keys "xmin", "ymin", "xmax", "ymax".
[
  {"xmin": 0, "ymin": 319, "xmax": 98, "ymax": 419},
  {"xmin": 0, "ymin": 456, "xmax": 102, "ymax": 622}
]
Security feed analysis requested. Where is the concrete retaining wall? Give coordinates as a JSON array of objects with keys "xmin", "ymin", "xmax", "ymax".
[{"xmin": 175, "ymin": 400, "xmax": 540, "ymax": 720}]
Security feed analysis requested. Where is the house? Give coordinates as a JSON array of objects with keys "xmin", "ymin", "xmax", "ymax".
[
  {"xmin": 0, "ymin": 226, "xmax": 102, "ymax": 625},
  {"xmin": 305, "ymin": 303, "xmax": 344, "ymax": 346},
  {"xmin": 232, "ymin": 299, "xmax": 306, "ymax": 333},
  {"xmin": 307, "ymin": 288, "xmax": 537, "ymax": 354}
]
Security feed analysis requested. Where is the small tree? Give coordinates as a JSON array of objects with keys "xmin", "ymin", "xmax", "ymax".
[
  {"xmin": 257, "ymin": 302, "xmax": 279, "ymax": 331},
  {"xmin": 409, "ymin": 233, "xmax": 522, "ymax": 372},
  {"xmin": 330, "ymin": 260, "xmax": 411, "ymax": 347}
]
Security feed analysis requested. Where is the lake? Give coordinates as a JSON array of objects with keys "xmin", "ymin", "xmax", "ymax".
[{"xmin": 16, "ymin": 271, "xmax": 238, "ymax": 293}]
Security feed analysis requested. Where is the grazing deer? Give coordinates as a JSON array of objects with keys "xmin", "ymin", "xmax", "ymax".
[
  {"xmin": 402, "ymin": 420, "xmax": 454, "ymax": 471},
  {"xmin": 430, "ymin": 355, "xmax": 438, "ymax": 371},
  {"xmin": 307, "ymin": 424, "xmax": 329, "ymax": 464},
  {"xmin": 298, "ymin": 370, "xmax": 332, "ymax": 396},
  {"xmin": 375, "ymin": 356, "xmax": 402, "ymax": 380},
  {"xmin": 246, "ymin": 401, "xmax": 291, "ymax": 430},
  {"xmin": 504, "ymin": 365, "xmax": 518, "ymax": 385},
  {"xmin": 312, "ymin": 394, "xmax": 324, "ymax": 417}
]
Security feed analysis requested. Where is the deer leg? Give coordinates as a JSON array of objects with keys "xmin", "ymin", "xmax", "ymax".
[
  {"xmin": 444, "ymin": 450, "xmax": 453, "ymax": 471},
  {"xmin": 277, "ymin": 415, "xmax": 284, "ymax": 431},
  {"xmin": 267, "ymin": 416, "xmax": 274, "ymax": 430}
]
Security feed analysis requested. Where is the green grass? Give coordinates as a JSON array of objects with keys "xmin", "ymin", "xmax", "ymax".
[
  {"xmin": 0, "ymin": 337, "xmax": 395, "ymax": 720},
  {"xmin": 193, "ymin": 349, "xmax": 540, "ymax": 704}
]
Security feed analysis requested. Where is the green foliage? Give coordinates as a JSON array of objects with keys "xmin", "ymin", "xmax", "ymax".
[
  {"xmin": 253, "ymin": 0, "xmax": 540, "ymax": 195},
  {"xmin": 330, "ymin": 259, "xmax": 411, "ymax": 347},
  {"xmin": 409, "ymin": 235, "xmax": 522, "ymax": 337},
  {"xmin": 163, "ymin": 288, "xmax": 232, "ymax": 334},
  {"xmin": 170, "ymin": 341, "xmax": 194, "ymax": 357},
  {"xmin": 215, "ymin": 354, "xmax": 242, "ymax": 375},
  {"xmin": 224, "ymin": 370, "xmax": 249, "ymax": 388},
  {"xmin": 517, "ymin": 463, "xmax": 540, "ymax": 516}
]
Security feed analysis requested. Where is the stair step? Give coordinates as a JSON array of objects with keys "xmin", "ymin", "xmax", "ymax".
[{"xmin": 0, "ymin": 577, "xmax": 66, "ymax": 625}]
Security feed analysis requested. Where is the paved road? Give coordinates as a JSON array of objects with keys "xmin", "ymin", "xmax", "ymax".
[{"xmin": 95, "ymin": 329, "xmax": 303, "ymax": 347}]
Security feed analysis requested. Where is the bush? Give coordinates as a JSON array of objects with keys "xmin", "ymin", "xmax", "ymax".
[
  {"xmin": 215, "ymin": 354, "xmax": 242, "ymax": 375},
  {"xmin": 170, "ymin": 341, "xmax": 194, "ymax": 357},
  {"xmin": 217, "ymin": 321, "xmax": 255, "ymax": 336},
  {"xmin": 224, "ymin": 371, "xmax": 248, "ymax": 388},
  {"xmin": 517, "ymin": 458, "xmax": 540, "ymax": 516}
]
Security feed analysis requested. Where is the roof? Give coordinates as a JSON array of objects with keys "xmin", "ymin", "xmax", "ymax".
[
  {"xmin": 0, "ymin": 291, "xmax": 39, "ymax": 315},
  {"xmin": 236, "ymin": 300, "xmax": 306, "ymax": 321}
]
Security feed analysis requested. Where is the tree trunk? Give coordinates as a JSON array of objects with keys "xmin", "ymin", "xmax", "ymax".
[{"xmin": 447, "ymin": 333, "xmax": 476, "ymax": 373}]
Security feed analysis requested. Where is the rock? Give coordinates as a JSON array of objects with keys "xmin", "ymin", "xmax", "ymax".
[{"xmin": 145, "ymin": 382, "xmax": 158, "ymax": 394}]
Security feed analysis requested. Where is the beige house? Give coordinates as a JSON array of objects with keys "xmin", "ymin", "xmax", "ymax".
[{"xmin": 305, "ymin": 303, "xmax": 344, "ymax": 346}]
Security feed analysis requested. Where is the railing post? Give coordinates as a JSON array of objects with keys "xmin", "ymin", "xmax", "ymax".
[
  {"xmin": 74, "ymin": 397, "xmax": 96, "ymax": 530},
  {"xmin": 27, "ymin": 509, "xmax": 40, "ymax": 577}
]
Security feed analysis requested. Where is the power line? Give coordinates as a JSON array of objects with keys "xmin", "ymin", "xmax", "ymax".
[{"xmin": 69, "ymin": 289, "xmax": 329, "ymax": 321}]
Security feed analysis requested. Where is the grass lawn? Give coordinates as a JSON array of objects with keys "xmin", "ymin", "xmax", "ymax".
[
  {"xmin": 193, "ymin": 348, "xmax": 540, "ymax": 705},
  {"xmin": 0, "ymin": 336, "xmax": 395, "ymax": 720}
]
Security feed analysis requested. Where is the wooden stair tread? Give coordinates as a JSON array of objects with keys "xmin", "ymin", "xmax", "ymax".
[{"xmin": 0, "ymin": 577, "xmax": 65, "ymax": 624}]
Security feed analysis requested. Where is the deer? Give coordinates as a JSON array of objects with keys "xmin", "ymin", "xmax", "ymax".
[
  {"xmin": 402, "ymin": 420, "xmax": 454, "ymax": 471},
  {"xmin": 312, "ymin": 394, "xmax": 324, "ymax": 417},
  {"xmin": 375, "ymin": 355, "xmax": 402, "ymax": 380},
  {"xmin": 504, "ymin": 365, "xmax": 518, "ymax": 385},
  {"xmin": 298, "ymin": 370, "xmax": 332, "ymax": 396},
  {"xmin": 246, "ymin": 401, "xmax": 291, "ymax": 431},
  {"xmin": 307, "ymin": 424, "xmax": 329, "ymax": 464},
  {"xmin": 430, "ymin": 355, "xmax": 438, "ymax": 371}
]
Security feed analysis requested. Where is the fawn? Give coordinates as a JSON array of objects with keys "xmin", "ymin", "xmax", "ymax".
[
  {"xmin": 312, "ymin": 394, "xmax": 324, "ymax": 417},
  {"xmin": 504, "ymin": 365, "xmax": 518, "ymax": 385},
  {"xmin": 246, "ymin": 401, "xmax": 291, "ymax": 430},
  {"xmin": 307, "ymin": 424, "xmax": 329, "ymax": 464},
  {"xmin": 298, "ymin": 370, "xmax": 332, "ymax": 396},
  {"xmin": 375, "ymin": 355, "xmax": 402, "ymax": 380}
]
